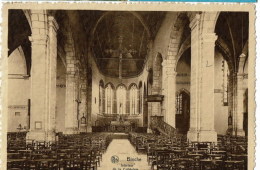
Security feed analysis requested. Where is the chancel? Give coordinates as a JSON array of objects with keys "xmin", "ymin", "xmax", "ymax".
[{"xmin": 6, "ymin": 8, "xmax": 250, "ymax": 170}]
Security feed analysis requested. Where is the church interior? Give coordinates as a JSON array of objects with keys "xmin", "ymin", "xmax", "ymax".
[{"xmin": 7, "ymin": 9, "xmax": 249, "ymax": 169}]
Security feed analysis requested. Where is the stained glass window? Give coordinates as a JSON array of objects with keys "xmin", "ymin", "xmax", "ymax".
[
  {"xmin": 176, "ymin": 93, "xmax": 183, "ymax": 114},
  {"xmin": 130, "ymin": 85, "xmax": 138, "ymax": 114},
  {"xmin": 105, "ymin": 84, "xmax": 113, "ymax": 114},
  {"xmin": 117, "ymin": 85, "xmax": 126, "ymax": 114}
]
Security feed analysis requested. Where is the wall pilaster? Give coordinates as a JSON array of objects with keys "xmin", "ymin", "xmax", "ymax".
[
  {"xmin": 163, "ymin": 60, "xmax": 177, "ymax": 128},
  {"xmin": 64, "ymin": 44, "xmax": 79, "ymax": 134}
]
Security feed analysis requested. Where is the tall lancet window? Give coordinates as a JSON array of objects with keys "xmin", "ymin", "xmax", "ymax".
[
  {"xmin": 130, "ymin": 84, "xmax": 138, "ymax": 114},
  {"xmin": 105, "ymin": 84, "xmax": 113, "ymax": 114},
  {"xmin": 222, "ymin": 60, "xmax": 229, "ymax": 105},
  {"xmin": 176, "ymin": 93, "xmax": 183, "ymax": 114},
  {"xmin": 117, "ymin": 85, "xmax": 126, "ymax": 114},
  {"xmin": 99, "ymin": 80, "xmax": 104, "ymax": 114}
]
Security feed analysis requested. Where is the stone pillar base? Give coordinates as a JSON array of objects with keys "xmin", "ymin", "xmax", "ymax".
[
  {"xmin": 64, "ymin": 127, "xmax": 79, "ymax": 134},
  {"xmin": 188, "ymin": 130, "xmax": 217, "ymax": 143},
  {"xmin": 46, "ymin": 130, "xmax": 56, "ymax": 142},
  {"xmin": 87, "ymin": 125, "xmax": 92, "ymax": 133},
  {"xmin": 26, "ymin": 130, "xmax": 55, "ymax": 142},
  {"xmin": 147, "ymin": 128, "xmax": 152, "ymax": 133},
  {"xmin": 232, "ymin": 129, "xmax": 245, "ymax": 136},
  {"xmin": 187, "ymin": 130, "xmax": 199, "ymax": 142}
]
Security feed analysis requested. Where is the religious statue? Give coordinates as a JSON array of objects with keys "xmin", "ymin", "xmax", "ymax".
[
  {"xmin": 116, "ymin": 114, "xmax": 120, "ymax": 121},
  {"xmin": 119, "ymin": 115, "xmax": 124, "ymax": 122}
]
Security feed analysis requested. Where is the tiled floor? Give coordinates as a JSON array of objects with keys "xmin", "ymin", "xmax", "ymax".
[{"xmin": 99, "ymin": 139, "xmax": 150, "ymax": 170}]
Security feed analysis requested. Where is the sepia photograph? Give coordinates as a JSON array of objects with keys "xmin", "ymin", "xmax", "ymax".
[{"xmin": 1, "ymin": 3, "xmax": 255, "ymax": 170}]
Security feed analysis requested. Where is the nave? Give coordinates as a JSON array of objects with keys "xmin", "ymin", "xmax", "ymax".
[
  {"xmin": 7, "ymin": 132, "xmax": 247, "ymax": 170},
  {"xmin": 5, "ymin": 8, "xmax": 251, "ymax": 170}
]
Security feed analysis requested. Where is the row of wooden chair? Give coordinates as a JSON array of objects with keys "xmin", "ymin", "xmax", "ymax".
[
  {"xmin": 7, "ymin": 132, "xmax": 113, "ymax": 170},
  {"xmin": 129, "ymin": 132, "xmax": 248, "ymax": 170}
]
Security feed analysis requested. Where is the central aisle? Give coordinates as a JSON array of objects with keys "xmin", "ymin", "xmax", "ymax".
[{"xmin": 99, "ymin": 139, "xmax": 150, "ymax": 170}]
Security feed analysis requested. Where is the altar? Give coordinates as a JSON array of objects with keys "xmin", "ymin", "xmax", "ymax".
[{"xmin": 110, "ymin": 121, "xmax": 131, "ymax": 132}]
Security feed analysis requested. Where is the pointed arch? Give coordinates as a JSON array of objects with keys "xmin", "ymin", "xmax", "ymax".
[
  {"xmin": 128, "ymin": 83, "xmax": 138, "ymax": 90},
  {"xmin": 105, "ymin": 82, "xmax": 115, "ymax": 89},
  {"xmin": 167, "ymin": 12, "xmax": 190, "ymax": 62},
  {"xmin": 8, "ymin": 46, "xmax": 27, "ymax": 75}
]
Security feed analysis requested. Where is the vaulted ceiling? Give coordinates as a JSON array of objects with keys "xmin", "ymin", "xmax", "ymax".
[
  {"xmin": 8, "ymin": 9, "xmax": 31, "ymax": 75},
  {"xmin": 215, "ymin": 12, "xmax": 249, "ymax": 72},
  {"xmin": 8, "ymin": 10, "xmax": 165, "ymax": 78},
  {"xmin": 79, "ymin": 11, "xmax": 166, "ymax": 78},
  {"xmin": 8, "ymin": 10, "xmax": 249, "ymax": 78}
]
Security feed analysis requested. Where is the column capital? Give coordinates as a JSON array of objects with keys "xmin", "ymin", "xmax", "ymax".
[
  {"xmin": 48, "ymin": 16, "xmax": 59, "ymax": 32},
  {"xmin": 162, "ymin": 59, "xmax": 176, "ymax": 68},
  {"xmin": 238, "ymin": 53, "xmax": 247, "ymax": 74},
  {"xmin": 239, "ymin": 53, "xmax": 246, "ymax": 58},
  {"xmin": 189, "ymin": 14, "xmax": 201, "ymax": 30},
  {"xmin": 201, "ymin": 33, "xmax": 218, "ymax": 43},
  {"xmin": 162, "ymin": 60, "xmax": 167, "ymax": 67},
  {"xmin": 66, "ymin": 71, "xmax": 76, "ymax": 76},
  {"xmin": 237, "ymin": 73, "xmax": 245, "ymax": 79},
  {"xmin": 166, "ymin": 69, "xmax": 177, "ymax": 77},
  {"xmin": 29, "ymin": 35, "xmax": 48, "ymax": 45}
]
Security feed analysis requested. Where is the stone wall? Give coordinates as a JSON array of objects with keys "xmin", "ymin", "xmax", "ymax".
[{"xmin": 8, "ymin": 47, "xmax": 30, "ymax": 132}]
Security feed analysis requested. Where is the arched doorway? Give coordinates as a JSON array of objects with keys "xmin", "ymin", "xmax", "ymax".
[
  {"xmin": 175, "ymin": 90, "xmax": 190, "ymax": 134},
  {"xmin": 175, "ymin": 48, "xmax": 191, "ymax": 134},
  {"xmin": 143, "ymin": 83, "xmax": 148, "ymax": 129}
]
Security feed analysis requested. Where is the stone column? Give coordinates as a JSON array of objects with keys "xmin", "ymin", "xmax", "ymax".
[
  {"xmin": 79, "ymin": 72, "xmax": 87, "ymax": 132},
  {"xmin": 199, "ymin": 33, "xmax": 218, "ymax": 142},
  {"xmin": 47, "ymin": 16, "xmax": 59, "ymax": 140},
  {"xmin": 79, "ymin": 74, "xmax": 87, "ymax": 117},
  {"xmin": 187, "ymin": 15, "xmax": 201, "ymax": 142},
  {"xmin": 233, "ymin": 54, "xmax": 246, "ymax": 136},
  {"xmin": 27, "ymin": 11, "xmax": 58, "ymax": 142},
  {"xmin": 64, "ymin": 73, "xmax": 79, "ymax": 134},
  {"xmin": 64, "ymin": 47, "xmax": 79, "ymax": 134},
  {"xmin": 164, "ymin": 61, "xmax": 177, "ymax": 128},
  {"xmin": 235, "ymin": 53, "xmax": 246, "ymax": 136},
  {"xmin": 187, "ymin": 14, "xmax": 217, "ymax": 142},
  {"xmin": 235, "ymin": 73, "xmax": 245, "ymax": 136},
  {"xmin": 161, "ymin": 61, "xmax": 167, "ymax": 122}
]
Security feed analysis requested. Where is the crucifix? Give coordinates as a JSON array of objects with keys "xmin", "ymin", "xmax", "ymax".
[
  {"xmin": 119, "ymin": 53, "xmax": 123, "ymax": 79},
  {"xmin": 118, "ymin": 36, "xmax": 123, "ymax": 79},
  {"xmin": 75, "ymin": 99, "xmax": 81, "ymax": 128}
]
